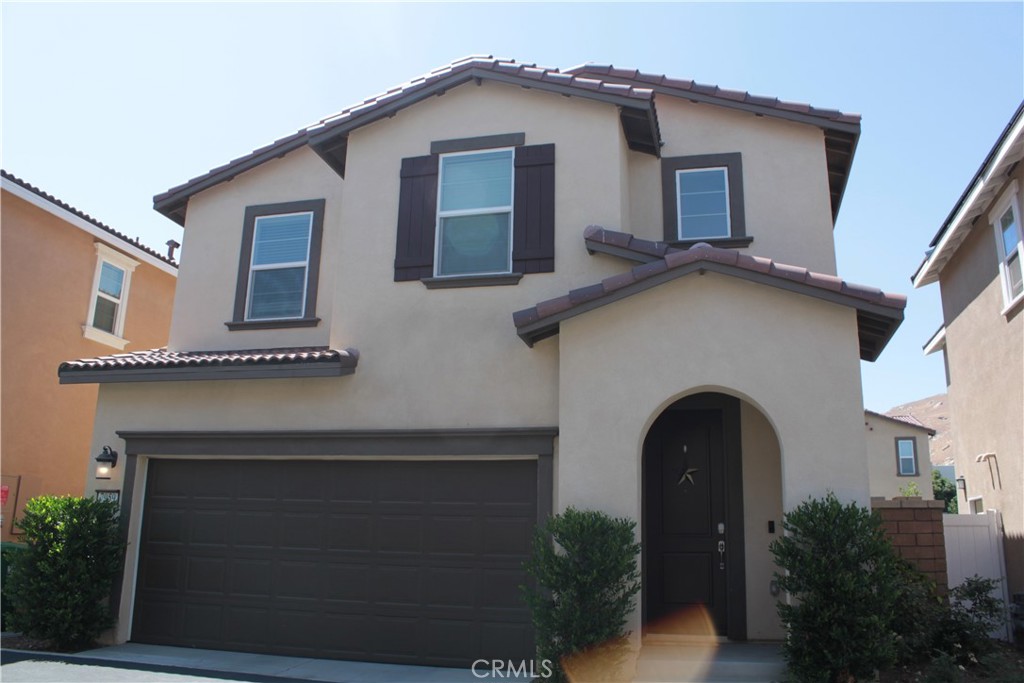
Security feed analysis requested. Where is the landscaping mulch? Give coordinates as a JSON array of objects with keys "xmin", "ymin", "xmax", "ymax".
[
  {"xmin": 0, "ymin": 632, "xmax": 92, "ymax": 654},
  {"xmin": 879, "ymin": 642, "xmax": 1024, "ymax": 682}
]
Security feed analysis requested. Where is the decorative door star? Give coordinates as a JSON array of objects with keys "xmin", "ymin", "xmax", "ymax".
[{"xmin": 677, "ymin": 467, "xmax": 699, "ymax": 486}]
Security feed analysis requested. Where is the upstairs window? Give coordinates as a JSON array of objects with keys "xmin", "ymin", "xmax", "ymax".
[
  {"xmin": 394, "ymin": 136, "xmax": 555, "ymax": 287},
  {"xmin": 436, "ymin": 149, "xmax": 514, "ymax": 277},
  {"xmin": 661, "ymin": 153, "xmax": 749, "ymax": 247},
  {"xmin": 83, "ymin": 243, "xmax": 137, "ymax": 349},
  {"xmin": 248, "ymin": 212, "xmax": 313, "ymax": 319},
  {"xmin": 228, "ymin": 199, "xmax": 325, "ymax": 330},
  {"xmin": 676, "ymin": 167, "xmax": 731, "ymax": 239},
  {"xmin": 895, "ymin": 437, "xmax": 919, "ymax": 477},
  {"xmin": 990, "ymin": 181, "xmax": 1023, "ymax": 309}
]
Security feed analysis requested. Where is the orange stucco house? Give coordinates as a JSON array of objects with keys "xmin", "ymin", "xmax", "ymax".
[{"xmin": 0, "ymin": 170, "xmax": 177, "ymax": 539}]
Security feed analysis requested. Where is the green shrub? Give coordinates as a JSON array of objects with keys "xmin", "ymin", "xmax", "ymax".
[
  {"xmin": 5, "ymin": 496, "xmax": 124, "ymax": 649},
  {"xmin": 1, "ymin": 541, "xmax": 27, "ymax": 630},
  {"xmin": 769, "ymin": 493, "xmax": 901, "ymax": 683},
  {"xmin": 890, "ymin": 559, "xmax": 947, "ymax": 665},
  {"xmin": 932, "ymin": 470, "xmax": 958, "ymax": 514},
  {"xmin": 521, "ymin": 507, "xmax": 641, "ymax": 683},
  {"xmin": 934, "ymin": 575, "xmax": 1006, "ymax": 664}
]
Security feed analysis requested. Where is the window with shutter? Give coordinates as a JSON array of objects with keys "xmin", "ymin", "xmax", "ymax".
[{"xmin": 395, "ymin": 139, "xmax": 555, "ymax": 286}]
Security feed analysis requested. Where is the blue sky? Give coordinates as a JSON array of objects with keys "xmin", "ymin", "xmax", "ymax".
[{"xmin": 3, "ymin": 2, "xmax": 1022, "ymax": 411}]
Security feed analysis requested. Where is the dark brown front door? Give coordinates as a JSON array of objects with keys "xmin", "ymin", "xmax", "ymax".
[
  {"xmin": 132, "ymin": 459, "xmax": 537, "ymax": 667},
  {"xmin": 643, "ymin": 394, "xmax": 745, "ymax": 639}
]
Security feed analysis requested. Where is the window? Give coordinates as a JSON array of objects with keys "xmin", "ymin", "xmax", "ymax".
[
  {"xmin": 228, "ymin": 199, "xmax": 325, "ymax": 330},
  {"xmin": 676, "ymin": 167, "xmax": 731, "ymax": 239},
  {"xmin": 83, "ymin": 243, "xmax": 137, "ymax": 349},
  {"xmin": 990, "ymin": 181, "xmax": 1023, "ymax": 309},
  {"xmin": 394, "ymin": 136, "xmax": 555, "ymax": 286},
  {"xmin": 662, "ymin": 153, "xmax": 749, "ymax": 246},
  {"xmin": 969, "ymin": 497, "xmax": 985, "ymax": 515},
  {"xmin": 436, "ymin": 149, "xmax": 514, "ymax": 277},
  {"xmin": 895, "ymin": 437, "xmax": 918, "ymax": 477}
]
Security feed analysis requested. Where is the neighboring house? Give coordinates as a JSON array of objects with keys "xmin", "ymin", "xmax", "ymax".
[
  {"xmin": 58, "ymin": 58, "xmax": 906, "ymax": 664},
  {"xmin": 0, "ymin": 170, "xmax": 177, "ymax": 540},
  {"xmin": 885, "ymin": 393, "xmax": 953, "ymax": 468},
  {"xmin": 864, "ymin": 410, "xmax": 935, "ymax": 500},
  {"xmin": 912, "ymin": 102, "xmax": 1024, "ymax": 600}
]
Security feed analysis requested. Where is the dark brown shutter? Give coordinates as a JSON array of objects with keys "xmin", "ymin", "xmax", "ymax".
[
  {"xmin": 512, "ymin": 144, "xmax": 555, "ymax": 274},
  {"xmin": 394, "ymin": 154, "xmax": 439, "ymax": 281}
]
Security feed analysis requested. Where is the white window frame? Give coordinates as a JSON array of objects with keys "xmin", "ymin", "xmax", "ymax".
[
  {"xmin": 989, "ymin": 180, "xmax": 1023, "ymax": 313},
  {"xmin": 675, "ymin": 166, "xmax": 732, "ymax": 241},
  {"xmin": 895, "ymin": 437, "xmax": 919, "ymax": 477},
  {"xmin": 83, "ymin": 243, "xmax": 137, "ymax": 350},
  {"xmin": 244, "ymin": 211, "xmax": 314, "ymax": 322},
  {"xmin": 433, "ymin": 147, "xmax": 515, "ymax": 278},
  {"xmin": 968, "ymin": 496, "xmax": 985, "ymax": 515}
]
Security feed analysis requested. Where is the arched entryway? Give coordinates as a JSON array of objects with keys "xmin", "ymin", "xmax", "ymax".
[{"xmin": 642, "ymin": 392, "xmax": 748, "ymax": 641}]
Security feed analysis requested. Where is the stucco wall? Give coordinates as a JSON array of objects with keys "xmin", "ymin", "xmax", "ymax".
[
  {"xmin": 556, "ymin": 271, "xmax": 868, "ymax": 640},
  {"xmin": 627, "ymin": 98, "xmax": 838, "ymax": 275},
  {"xmin": 0, "ymin": 190, "xmax": 175, "ymax": 540},
  {"xmin": 864, "ymin": 413, "xmax": 934, "ymax": 500},
  {"xmin": 940, "ymin": 164, "xmax": 1024, "ymax": 595}
]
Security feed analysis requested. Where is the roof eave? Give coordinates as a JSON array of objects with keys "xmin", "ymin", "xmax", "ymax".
[
  {"xmin": 914, "ymin": 101, "xmax": 1024, "ymax": 288},
  {"xmin": 515, "ymin": 259, "xmax": 904, "ymax": 361}
]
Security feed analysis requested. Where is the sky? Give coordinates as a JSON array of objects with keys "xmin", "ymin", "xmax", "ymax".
[{"xmin": 2, "ymin": 2, "xmax": 1022, "ymax": 412}]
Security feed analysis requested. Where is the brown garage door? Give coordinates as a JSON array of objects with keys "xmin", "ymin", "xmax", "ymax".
[{"xmin": 132, "ymin": 459, "xmax": 537, "ymax": 666}]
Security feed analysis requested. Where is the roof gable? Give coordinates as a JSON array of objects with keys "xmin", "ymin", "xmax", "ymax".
[
  {"xmin": 154, "ymin": 56, "xmax": 861, "ymax": 226},
  {"xmin": 514, "ymin": 226, "xmax": 905, "ymax": 361},
  {"xmin": 565, "ymin": 64, "xmax": 861, "ymax": 222}
]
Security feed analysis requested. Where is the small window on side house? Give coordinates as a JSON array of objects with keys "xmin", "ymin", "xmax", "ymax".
[
  {"xmin": 661, "ymin": 153, "xmax": 749, "ymax": 247},
  {"xmin": 228, "ymin": 199, "xmax": 325, "ymax": 330},
  {"xmin": 436, "ymin": 149, "xmax": 514, "ymax": 277},
  {"xmin": 990, "ymin": 181, "xmax": 1023, "ymax": 310},
  {"xmin": 969, "ymin": 497, "xmax": 985, "ymax": 515},
  {"xmin": 895, "ymin": 437, "xmax": 918, "ymax": 477},
  {"xmin": 83, "ymin": 243, "xmax": 138, "ymax": 350}
]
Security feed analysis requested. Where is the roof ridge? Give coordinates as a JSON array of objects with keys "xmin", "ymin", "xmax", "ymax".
[
  {"xmin": 563, "ymin": 63, "xmax": 861, "ymax": 124},
  {"xmin": 2, "ymin": 169, "xmax": 178, "ymax": 268}
]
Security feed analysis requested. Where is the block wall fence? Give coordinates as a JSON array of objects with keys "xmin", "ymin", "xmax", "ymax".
[{"xmin": 872, "ymin": 497, "xmax": 949, "ymax": 594}]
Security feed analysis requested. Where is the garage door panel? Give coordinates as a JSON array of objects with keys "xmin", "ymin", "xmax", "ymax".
[
  {"xmin": 185, "ymin": 556, "xmax": 226, "ymax": 593},
  {"xmin": 134, "ymin": 459, "xmax": 537, "ymax": 665}
]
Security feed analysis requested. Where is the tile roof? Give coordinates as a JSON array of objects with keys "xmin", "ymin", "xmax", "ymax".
[
  {"xmin": 153, "ymin": 56, "xmax": 860, "ymax": 225},
  {"xmin": 2, "ymin": 169, "xmax": 178, "ymax": 268},
  {"xmin": 564, "ymin": 63, "xmax": 861, "ymax": 127},
  {"xmin": 58, "ymin": 346, "xmax": 358, "ymax": 384},
  {"xmin": 865, "ymin": 409, "xmax": 936, "ymax": 435},
  {"xmin": 515, "ymin": 227, "xmax": 905, "ymax": 361}
]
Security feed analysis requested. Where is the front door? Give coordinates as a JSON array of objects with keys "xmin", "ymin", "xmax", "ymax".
[{"xmin": 643, "ymin": 394, "xmax": 745, "ymax": 639}]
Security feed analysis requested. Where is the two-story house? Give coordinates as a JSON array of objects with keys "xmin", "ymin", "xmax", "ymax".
[
  {"xmin": 59, "ymin": 58, "xmax": 905, "ymax": 666},
  {"xmin": 912, "ymin": 102, "xmax": 1023, "ymax": 601},
  {"xmin": 864, "ymin": 411, "xmax": 935, "ymax": 501},
  {"xmin": 1, "ymin": 170, "xmax": 177, "ymax": 540}
]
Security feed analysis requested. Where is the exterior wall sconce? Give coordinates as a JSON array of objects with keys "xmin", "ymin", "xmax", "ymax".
[
  {"xmin": 95, "ymin": 446, "xmax": 118, "ymax": 480},
  {"xmin": 956, "ymin": 476, "xmax": 967, "ymax": 493}
]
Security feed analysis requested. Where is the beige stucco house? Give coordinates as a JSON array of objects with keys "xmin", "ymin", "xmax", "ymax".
[
  {"xmin": 60, "ymin": 58, "xmax": 907, "ymax": 665},
  {"xmin": 1, "ymin": 170, "xmax": 177, "ymax": 540},
  {"xmin": 864, "ymin": 410, "xmax": 935, "ymax": 500},
  {"xmin": 912, "ymin": 101, "xmax": 1024, "ymax": 600}
]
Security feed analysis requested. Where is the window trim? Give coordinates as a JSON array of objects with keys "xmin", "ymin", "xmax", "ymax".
[
  {"xmin": 988, "ymin": 180, "xmax": 1023, "ymax": 313},
  {"xmin": 433, "ymin": 147, "xmax": 515, "ymax": 279},
  {"xmin": 83, "ymin": 242, "xmax": 138, "ymax": 350},
  {"xmin": 894, "ymin": 437, "xmax": 919, "ymax": 477},
  {"xmin": 228, "ymin": 199, "xmax": 325, "ymax": 330},
  {"xmin": 662, "ymin": 153, "xmax": 746, "ymax": 246}
]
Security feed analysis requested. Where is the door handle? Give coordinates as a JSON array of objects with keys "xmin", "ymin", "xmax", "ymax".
[{"xmin": 717, "ymin": 540, "xmax": 725, "ymax": 570}]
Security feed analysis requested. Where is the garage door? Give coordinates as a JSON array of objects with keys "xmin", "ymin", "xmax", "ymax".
[{"xmin": 132, "ymin": 459, "xmax": 537, "ymax": 666}]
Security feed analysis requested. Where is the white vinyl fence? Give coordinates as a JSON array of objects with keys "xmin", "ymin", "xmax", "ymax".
[{"xmin": 943, "ymin": 511, "xmax": 1013, "ymax": 641}]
